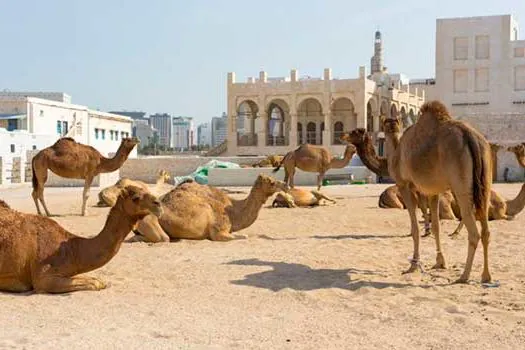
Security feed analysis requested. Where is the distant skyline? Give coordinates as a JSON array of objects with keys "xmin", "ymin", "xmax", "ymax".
[{"xmin": 1, "ymin": 1, "xmax": 523, "ymax": 124}]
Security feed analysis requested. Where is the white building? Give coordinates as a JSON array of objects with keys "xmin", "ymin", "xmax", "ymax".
[
  {"xmin": 0, "ymin": 91, "xmax": 71, "ymax": 104},
  {"xmin": 197, "ymin": 122, "xmax": 212, "ymax": 146},
  {"xmin": 171, "ymin": 116, "xmax": 195, "ymax": 149}
]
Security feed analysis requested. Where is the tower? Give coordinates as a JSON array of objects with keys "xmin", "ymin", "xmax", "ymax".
[{"xmin": 370, "ymin": 30, "xmax": 384, "ymax": 74}]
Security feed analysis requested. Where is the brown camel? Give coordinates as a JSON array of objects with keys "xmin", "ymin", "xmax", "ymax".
[
  {"xmin": 252, "ymin": 155, "xmax": 284, "ymax": 168},
  {"xmin": 0, "ymin": 185, "xmax": 162, "ymax": 293},
  {"xmin": 96, "ymin": 169, "xmax": 171, "ymax": 207},
  {"xmin": 507, "ymin": 143, "xmax": 525, "ymax": 168},
  {"xmin": 273, "ymin": 143, "xmax": 356, "ymax": 190},
  {"xmin": 339, "ymin": 129, "xmax": 389, "ymax": 177},
  {"xmin": 131, "ymin": 174, "xmax": 289, "ymax": 243},
  {"xmin": 31, "ymin": 137, "xmax": 139, "ymax": 216},
  {"xmin": 383, "ymin": 101, "xmax": 492, "ymax": 283},
  {"xmin": 272, "ymin": 188, "xmax": 336, "ymax": 208}
]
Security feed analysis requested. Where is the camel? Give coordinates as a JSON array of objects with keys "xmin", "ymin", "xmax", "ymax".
[
  {"xmin": 339, "ymin": 129, "xmax": 389, "ymax": 177},
  {"xmin": 252, "ymin": 155, "xmax": 284, "ymax": 168},
  {"xmin": 272, "ymin": 188, "xmax": 336, "ymax": 208},
  {"xmin": 383, "ymin": 101, "xmax": 493, "ymax": 283},
  {"xmin": 273, "ymin": 143, "xmax": 356, "ymax": 190},
  {"xmin": 131, "ymin": 174, "xmax": 289, "ymax": 243},
  {"xmin": 31, "ymin": 137, "xmax": 139, "ymax": 216},
  {"xmin": 96, "ymin": 170, "xmax": 171, "ymax": 207},
  {"xmin": 507, "ymin": 143, "xmax": 525, "ymax": 168},
  {"xmin": 0, "ymin": 185, "xmax": 162, "ymax": 293}
]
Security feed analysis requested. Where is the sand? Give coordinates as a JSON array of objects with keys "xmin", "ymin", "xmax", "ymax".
[{"xmin": 1, "ymin": 183, "xmax": 524, "ymax": 349}]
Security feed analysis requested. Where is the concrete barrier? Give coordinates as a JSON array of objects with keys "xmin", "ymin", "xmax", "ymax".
[{"xmin": 207, "ymin": 166, "xmax": 376, "ymax": 187}]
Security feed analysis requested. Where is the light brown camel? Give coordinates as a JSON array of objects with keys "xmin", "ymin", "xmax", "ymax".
[
  {"xmin": 96, "ymin": 170, "xmax": 171, "ymax": 207},
  {"xmin": 271, "ymin": 188, "xmax": 336, "ymax": 208},
  {"xmin": 507, "ymin": 143, "xmax": 525, "ymax": 168},
  {"xmin": 252, "ymin": 155, "xmax": 284, "ymax": 168},
  {"xmin": 272, "ymin": 143, "xmax": 356, "ymax": 190},
  {"xmin": 31, "ymin": 137, "xmax": 139, "ymax": 216},
  {"xmin": 131, "ymin": 174, "xmax": 289, "ymax": 243},
  {"xmin": 0, "ymin": 185, "xmax": 162, "ymax": 293},
  {"xmin": 383, "ymin": 101, "xmax": 492, "ymax": 283}
]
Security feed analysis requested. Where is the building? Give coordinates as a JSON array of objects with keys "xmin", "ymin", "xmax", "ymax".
[
  {"xmin": 149, "ymin": 113, "xmax": 172, "ymax": 147},
  {"xmin": 0, "ymin": 95, "xmax": 133, "ymax": 185},
  {"xmin": 414, "ymin": 14, "xmax": 525, "ymax": 181},
  {"xmin": 0, "ymin": 91, "xmax": 71, "ymax": 104},
  {"xmin": 108, "ymin": 111, "xmax": 147, "ymax": 120},
  {"xmin": 226, "ymin": 31, "xmax": 425, "ymax": 156},
  {"xmin": 134, "ymin": 123, "xmax": 158, "ymax": 149},
  {"xmin": 171, "ymin": 116, "xmax": 195, "ymax": 149},
  {"xmin": 211, "ymin": 113, "xmax": 228, "ymax": 147},
  {"xmin": 197, "ymin": 122, "xmax": 212, "ymax": 147}
]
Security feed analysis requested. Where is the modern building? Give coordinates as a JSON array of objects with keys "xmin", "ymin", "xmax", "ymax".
[
  {"xmin": 211, "ymin": 113, "xmax": 228, "ymax": 147},
  {"xmin": 171, "ymin": 116, "xmax": 195, "ymax": 149},
  {"xmin": 134, "ymin": 123, "xmax": 158, "ymax": 149},
  {"xmin": 197, "ymin": 122, "xmax": 212, "ymax": 147},
  {"xmin": 226, "ymin": 31, "xmax": 425, "ymax": 156},
  {"xmin": 149, "ymin": 113, "xmax": 172, "ymax": 147}
]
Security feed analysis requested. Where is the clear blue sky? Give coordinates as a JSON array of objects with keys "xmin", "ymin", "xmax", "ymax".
[{"xmin": 1, "ymin": 0, "xmax": 523, "ymax": 124}]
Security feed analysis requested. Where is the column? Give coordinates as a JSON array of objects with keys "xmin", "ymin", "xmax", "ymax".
[
  {"xmin": 322, "ymin": 112, "xmax": 331, "ymax": 146},
  {"xmin": 289, "ymin": 113, "xmax": 297, "ymax": 146},
  {"xmin": 256, "ymin": 114, "xmax": 267, "ymax": 147}
]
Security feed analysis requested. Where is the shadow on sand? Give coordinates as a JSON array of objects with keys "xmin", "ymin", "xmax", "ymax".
[
  {"xmin": 226, "ymin": 258, "xmax": 416, "ymax": 292},
  {"xmin": 257, "ymin": 233, "xmax": 407, "ymax": 241}
]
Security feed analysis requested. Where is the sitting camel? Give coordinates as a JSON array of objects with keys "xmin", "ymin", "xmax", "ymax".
[
  {"xmin": 272, "ymin": 188, "xmax": 336, "ymax": 208},
  {"xmin": 273, "ymin": 143, "xmax": 356, "ymax": 190},
  {"xmin": 252, "ymin": 155, "xmax": 284, "ymax": 168},
  {"xmin": 0, "ymin": 185, "xmax": 162, "ymax": 293},
  {"xmin": 97, "ymin": 170, "xmax": 171, "ymax": 207},
  {"xmin": 508, "ymin": 143, "xmax": 525, "ymax": 168},
  {"xmin": 383, "ymin": 101, "xmax": 493, "ymax": 283},
  {"xmin": 132, "ymin": 174, "xmax": 289, "ymax": 243},
  {"xmin": 31, "ymin": 137, "xmax": 139, "ymax": 216}
]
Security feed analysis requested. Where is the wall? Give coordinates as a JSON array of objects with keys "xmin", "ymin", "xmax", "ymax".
[{"xmin": 87, "ymin": 111, "xmax": 135, "ymax": 157}]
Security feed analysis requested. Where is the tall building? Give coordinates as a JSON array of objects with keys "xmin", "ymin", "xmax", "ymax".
[
  {"xmin": 149, "ymin": 113, "xmax": 172, "ymax": 147},
  {"xmin": 370, "ymin": 31, "xmax": 384, "ymax": 74},
  {"xmin": 211, "ymin": 113, "xmax": 228, "ymax": 147},
  {"xmin": 171, "ymin": 116, "xmax": 194, "ymax": 149},
  {"xmin": 197, "ymin": 122, "xmax": 212, "ymax": 146}
]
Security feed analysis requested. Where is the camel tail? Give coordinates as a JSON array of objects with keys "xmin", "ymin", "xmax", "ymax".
[
  {"xmin": 464, "ymin": 129, "xmax": 490, "ymax": 217},
  {"xmin": 31, "ymin": 157, "xmax": 38, "ymax": 191},
  {"xmin": 272, "ymin": 151, "xmax": 290, "ymax": 173}
]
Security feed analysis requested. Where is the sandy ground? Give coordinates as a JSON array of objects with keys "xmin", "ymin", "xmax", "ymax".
[{"xmin": 1, "ymin": 182, "xmax": 524, "ymax": 349}]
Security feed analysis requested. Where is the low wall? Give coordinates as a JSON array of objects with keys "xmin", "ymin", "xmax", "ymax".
[
  {"xmin": 44, "ymin": 170, "xmax": 119, "ymax": 188},
  {"xmin": 207, "ymin": 166, "xmax": 375, "ymax": 187},
  {"xmin": 119, "ymin": 156, "xmax": 266, "ymax": 183}
]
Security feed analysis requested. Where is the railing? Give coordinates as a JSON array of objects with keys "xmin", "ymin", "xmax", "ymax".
[
  {"xmin": 237, "ymin": 133, "xmax": 258, "ymax": 146},
  {"xmin": 266, "ymin": 135, "xmax": 288, "ymax": 146}
]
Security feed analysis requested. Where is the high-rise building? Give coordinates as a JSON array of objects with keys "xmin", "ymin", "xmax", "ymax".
[
  {"xmin": 197, "ymin": 122, "xmax": 212, "ymax": 146},
  {"xmin": 211, "ymin": 112, "xmax": 228, "ymax": 147},
  {"xmin": 171, "ymin": 116, "xmax": 194, "ymax": 149},
  {"xmin": 149, "ymin": 113, "xmax": 172, "ymax": 147}
]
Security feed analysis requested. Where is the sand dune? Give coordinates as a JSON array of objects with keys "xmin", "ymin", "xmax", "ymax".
[{"xmin": 1, "ymin": 183, "xmax": 524, "ymax": 349}]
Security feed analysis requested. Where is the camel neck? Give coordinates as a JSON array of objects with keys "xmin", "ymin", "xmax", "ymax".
[
  {"xmin": 71, "ymin": 206, "xmax": 137, "ymax": 275},
  {"xmin": 384, "ymin": 132, "xmax": 401, "ymax": 179},
  {"xmin": 99, "ymin": 145, "xmax": 131, "ymax": 173},
  {"xmin": 355, "ymin": 140, "xmax": 389, "ymax": 177},
  {"xmin": 230, "ymin": 186, "xmax": 269, "ymax": 232},
  {"xmin": 329, "ymin": 146, "xmax": 354, "ymax": 169},
  {"xmin": 506, "ymin": 183, "xmax": 525, "ymax": 217}
]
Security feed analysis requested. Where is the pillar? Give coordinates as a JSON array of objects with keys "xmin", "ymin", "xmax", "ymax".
[
  {"xmin": 290, "ymin": 113, "xmax": 297, "ymax": 146},
  {"xmin": 323, "ymin": 112, "xmax": 331, "ymax": 146},
  {"xmin": 256, "ymin": 113, "xmax": 267, "ymax": 147}
]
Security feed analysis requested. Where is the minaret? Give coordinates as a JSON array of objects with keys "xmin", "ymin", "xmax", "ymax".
[{"xmin": 370, "ymin": 30, "xmax": 384, "ymax": 74}]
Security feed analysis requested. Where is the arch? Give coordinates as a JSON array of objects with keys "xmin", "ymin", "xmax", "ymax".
[
  {"xmin": 332, "ymin": 97, "xmax": 356, "ymax": 143},
  {"xmin": 297, "ymin": 122, "xmax": 303, "ymax": 145},
  {"xmin": 400, "ymin": 106, "xmax": 411, "ymax": 129},
  {"xmin": 366, "ymin": 100, "xmax": 374, "ymax": 132},
  {"xmin": 408, "ymin": 109, "xmax": 415, "ymax": 124},
  {"xmin": 306, "ymin": 122, "xmax": 316, "ymax": 144},
  {"xmin": 236, "ymin": 99, "xmax": 260, "ymax": 146},
  {"xmin": 333, "ymin": 121, "xmax": 344, "ymax": 144},
  {"xmin": 266, "ymin": 99, "xmax": 290, "ymax": 146}
]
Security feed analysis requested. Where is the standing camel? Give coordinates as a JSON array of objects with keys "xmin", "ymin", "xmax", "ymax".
[
  {"xmin": 31, "ymin": 137, "xmax": 139, "ymax": 216},
  {"xmin": 0, "ymin": 185, "xmax": 162, "ymax": 293},
  {"xmin": 507, "ymin": 143, "xmax": 525, "ymax": 168},
  {"xmin": 383, "ymin": 101, "xmax": 492, "ymax": 283},
  {"xmin": 272, "ymin": 143, "xmax": 356, "ymax": 190}
]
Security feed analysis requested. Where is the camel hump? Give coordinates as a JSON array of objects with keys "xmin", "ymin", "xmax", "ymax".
[
  {"xmin": 420, "ymin": 100, "xmax": 451, "ymax": 121},
  {"xmin": 0, "ymin": 199, "xmax": 11, "ymax": 209}
]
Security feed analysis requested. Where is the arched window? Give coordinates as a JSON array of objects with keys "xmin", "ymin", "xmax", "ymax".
[
  {"xmin": 320, "ymin": 122, "xmax": 325, "ymax": 145},
  {"xmin": 307, "ymin": 122, "xmax": 316, "ymax": 144},
  {"xmin": 333, "ymin": 121, "xmax": 344, "ymax": 144},
  {"xmin": 297, "ymin": 122, "xmax": 303, "ymax": 145}
]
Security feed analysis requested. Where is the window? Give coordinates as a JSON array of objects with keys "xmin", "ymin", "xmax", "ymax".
[
  {"xmin": 7, "ymin": 119, "xmax": 18, "ymax": 131},
  {"xmin": 121, "ymin": 131, "xmax": 126, "ymax": 139},
  {"xmin": 475, "ymin": 68, "xmax": 489, "ymax": 92},
  {"xmin": 101, "ymin": 129, "xmax": 106, "ymax": 140},
  {"xmin": 475, "ymin": 35, "xmax": 490, "ymax": 59},
  {"xmin": 95, "ymin": 128, "xmax": 99, "ymax": 140},
  {"xmin": 515, "ymin": 66, "xmax": 525, "ymax": 91},
  {"xmin": 114, "ymin": 130, "xmax": 119, "ymax": 140},
  {"xmin": 32, "ymin": 145, "xmax": 37, "ymax": 150},
  {"xmin": 515, "ymin": 47, "xmax": 525, "ymax": 58},
  {"xmin": 454, "ymin": 37, "xmax": 468, "ymax": 60},
  {"xmin": 39, "ymin": 110, "xmax": 44, "ymax": 117},
  {"xmin": 56, "ymin": 121, "xmax": 62, "ymax": 135},
  {"xmin": 453, "ymin": 69, "xmax": 468, "ymax": 93},
  {"xmin": 110, "ymin": 130, "xmax": 114, "ymax": 140},
  {"xmin": 62, "ymin": 121, "xmax": 68, "ymax": 135},
  {"xmin": 10, "ymin": 144, "xmax": 15, "ymax": 153},
  {"xmin": 514, "ymin": 28, "xmax": 519, "ymax": 41}
]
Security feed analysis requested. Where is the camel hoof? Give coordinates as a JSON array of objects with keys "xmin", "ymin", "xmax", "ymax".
[
  {"xmin": 432, "ymin": 253, "xmax": 446, "ymax": 269},
  {"xmin": 421, "ymin": 230, "xmax": 433, "ymax": 238},
  {"xmin": 453, "ymin": 278, "xmax": 469, "ymax": 284},
  {"xmin": 402, "ymin": 261, "xmax": 423, "ymax": 274},
  {"xmin": 481, "ymin": 272, "xmax": 492, "ymax": 284}
]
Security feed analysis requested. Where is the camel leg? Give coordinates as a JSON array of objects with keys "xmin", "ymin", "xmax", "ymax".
[
  {"xmin": 399, "ymin": 186, "xmax": 422, "ymax": 274},
  {"xmin": 429, "ymin": 195, "xmax": 446, "ymax": 269},
  {"xmin": 81, "ymin": 177, "xmax": 94, "ymax": 216},
  {"xmin": 419, "ymin": 198, "xmax": 432, "ymax": 237},
  {"xmin": 0, "ymin": 275, "xmax": 32, "ymax": 293},
  {"xmin": 32, "ymin": 171, "xmax": 52, "ymax": 216},
  {"xmin": 33, "ymin": 275, "xmax": 107, "ymax": 294},
  {"xmin": 317, "ymin": 172, "xmax": 325, "ymax": 190},
  {"xmin": 210, "ymin": 230, "xmax": 247, "ymax": 241},
  {"xmin": 288, "ymin": 167, "xmax": 296, "ymax": 188},
  {"xmin": 455, "ymin": 200, "xmax": 482, "ymax": 283},
  {"xmin": 479, "ymin": 214, "xmax": 492, "ymax": 283},
  {"xmin": 449, "ymin": 221, "xmax": 464, "ymax": 238},
  {"xmin": 311, "ymin": 190, "xmax": 336, "ymax": 204},
  {"xmin": 133, "ymin": 215, "xmax": 170, "ymax": 243}
]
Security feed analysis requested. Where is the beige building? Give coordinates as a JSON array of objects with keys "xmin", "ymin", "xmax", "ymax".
[{"xmin": 226, "ymin": 31, "xmax": 425, "ymax": 157}]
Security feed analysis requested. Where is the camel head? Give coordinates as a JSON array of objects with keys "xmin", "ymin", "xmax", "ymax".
[
  {"xmin": 117, "ymin": 185, "xmax": 163, "ymax": 220},
  {"xmin": 339, "ymin": 128, "xmax": 367, "ymax": 145},
  {"xmin": 343, "ymin": 143, "xmax": 357, "ymax": 158},
  {"xmin": 254, "ymin": 174, "xmax": 289, "ymax": 196},
  {"xmin": 158, "ymin": 169, "xmax": 171, "ymax": 183},
  {"xmin": 508, "ymin": 143, "xmax": 525, "ymax": 156},
  {"xmin": 383, "ymin": 118, "xmax": 401, "ymax": 134},
  {"xmin": 120, "ymin": 137, "xmax": 140, "ymax": 152}
]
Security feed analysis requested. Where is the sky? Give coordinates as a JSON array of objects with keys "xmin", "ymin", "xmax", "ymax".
[{"xmin": 1, "ymin": 0, "xmax": 524, "ymax": 124}]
